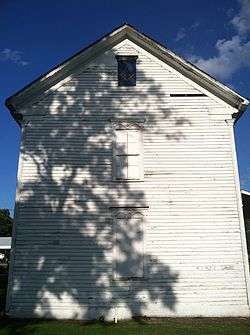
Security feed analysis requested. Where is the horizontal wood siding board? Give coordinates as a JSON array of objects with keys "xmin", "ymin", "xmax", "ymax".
[{"xmin": 8, "ymin": 38, "xmax": 249, "ymax": 319}]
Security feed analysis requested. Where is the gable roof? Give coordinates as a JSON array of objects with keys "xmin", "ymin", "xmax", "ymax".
[{"xmin": 6, "ymin": 23, "xmax": 249, "ymax": 124}]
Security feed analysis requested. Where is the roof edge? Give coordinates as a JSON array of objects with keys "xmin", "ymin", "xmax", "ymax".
[
  {"xmin": 125, "ymin": 26, "xmax": 249, "ymax": 114},
  {"xmin": 241, "ymin": 190, "xmax": 250, "ymax": 196},
  {"xmin": 5, "ymin": 23, "xmax": 249, "ymax": 124},
  {"xmin": 6, "ymin": 23, "xmax": 131, "ymax": 116}
]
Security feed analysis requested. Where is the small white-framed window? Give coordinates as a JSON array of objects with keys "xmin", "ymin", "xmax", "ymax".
[
  {"xmin": 112, "ymin": 121, "xmax": 144, "ymax": 181},
  {"xmin": 112, "ymin": 208, "xmax": 145, "ymax": 279}
]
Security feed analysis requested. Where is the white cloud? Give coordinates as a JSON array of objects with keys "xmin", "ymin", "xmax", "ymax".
[
  {"xmin": 0, "ymin": 48, "xmax": 28, "ymax": 66},
  {"xmin": 231, "ymin": 0, "xmax": 250, "ymax": 35},
  {"xmin": 189, "ymin": 35, "xmax": 250, "ymax": 80},
  {"xmin": 175, "ymin": 28, "xmax": 186, "ymax": 42},
  {"xmin": 189, "ymin": 0, "xmax": 250, "ymax": 81}
]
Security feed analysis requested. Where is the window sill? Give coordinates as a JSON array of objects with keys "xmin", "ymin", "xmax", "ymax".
[
  {"xmin": 112, "ymin": 180, "xmax": 144, "ymax": 183},
  {"xmin": 109, "ymin": 205, "xmax": 149, "ymax": 209},
  {"xmin": 112, "ymin": 276, "xmax": 147, "ymax": 282}
]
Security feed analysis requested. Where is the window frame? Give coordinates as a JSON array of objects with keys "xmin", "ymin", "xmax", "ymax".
[
  {"xmin": 111, "ymin": 208, "xmax": 146, "ymax": 280},
  {"xmin": 116, "ymin": 55, "xmax": 138, "ymax": 87},
  {"xmin": 111, "ymin": 120, "xmax": 144, "ymax": 182}
]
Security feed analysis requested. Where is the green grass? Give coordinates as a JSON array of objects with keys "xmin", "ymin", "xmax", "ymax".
[{"xmin": 0, "ymin": 318, "xmax": 249, "ymax": 335}]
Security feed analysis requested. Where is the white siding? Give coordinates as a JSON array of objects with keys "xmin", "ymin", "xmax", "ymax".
[
  {"xmin": 113, "ymin": 215, "xmax": 144, "ymax": 279},
  {"xmin": 113, "ymin": 129, "xmax": 143, "ymax": 180},
  {"xmin": 7, "ymin": 39, "xmax": 249, "ymax": 319}
]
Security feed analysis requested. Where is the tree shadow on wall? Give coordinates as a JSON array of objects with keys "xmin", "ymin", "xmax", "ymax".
[{"xmin": 7, "ymin": 49, "xmax": 192, "ymax": 322}]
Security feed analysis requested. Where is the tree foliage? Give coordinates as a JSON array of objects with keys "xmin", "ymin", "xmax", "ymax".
[{"xmin": 0, "ymin": 209, "xmax": 13, "ymax": 236}]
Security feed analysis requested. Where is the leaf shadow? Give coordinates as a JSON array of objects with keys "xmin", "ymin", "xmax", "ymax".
[{"xmin": 7, "ymin": 47, "xmax": 193, "ymax": 324}]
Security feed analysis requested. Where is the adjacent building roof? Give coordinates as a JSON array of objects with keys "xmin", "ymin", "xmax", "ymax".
[
  {"xmin": 0, "ymin": 237, "xmax": 11, "ymax": 249},
  {"xmin": 6, "ymin": 23, "xmax": 249, "ymax": 124},
  {"xmin": 241, "ymin": 190, "xmax": 250, "ymax": 197}
]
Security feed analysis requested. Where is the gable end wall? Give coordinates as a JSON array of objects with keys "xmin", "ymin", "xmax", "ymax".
[{"xmin": 7, "ymin": 39, "xmax": 250, "ymax": 319}]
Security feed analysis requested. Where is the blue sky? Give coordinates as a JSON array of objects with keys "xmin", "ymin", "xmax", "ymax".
[{"xmin": 1, "ymin": 0, "xmax": 250, "ymax": 213}]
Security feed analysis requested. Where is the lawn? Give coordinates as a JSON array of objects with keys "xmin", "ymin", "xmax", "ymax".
[{"xmin": 0, "ymin": 318, "xmax": 249, "ymax": 335}]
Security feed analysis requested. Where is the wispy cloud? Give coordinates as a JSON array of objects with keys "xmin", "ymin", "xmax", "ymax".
[
  {"xmin": 226, "ymin": 7, "xmax": 235, "ymax": 18},
  {"xmin": 190, "ymin": 21, "xmax": 200, "ymax": 30},
  {"xmin": 175, "ymin": 21, "xmax": 200, "ymax": 42},
  {"xmin": 231, "ymin": 0, "xmax": 250, "ymax": 35},
  {"xmin": 189, "ymin": 0, "xmax": 250, "ymax": 81},
  {"xmin": 0, "ymin": 48, "xmax": 29, "ymax": 66},
  {"xmin": 175, "ymin": 28, "xmax": 186, "ymax": 42}
]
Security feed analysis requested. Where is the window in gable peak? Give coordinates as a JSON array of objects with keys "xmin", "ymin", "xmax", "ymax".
[{"xmin": 116, "ymin": 55, "xmax": 138, "ymax": 87}]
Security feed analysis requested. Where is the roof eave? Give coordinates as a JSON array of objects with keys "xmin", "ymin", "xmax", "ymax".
[
  {"xmin": 5, "ymin": 23, "xmax": 249, "ymax": 123},
  {"xmin": 6, "ymin": 23, "xmax": 131, "ymax": 116},
  {"xmin": 126, "ymin": 27, "xmax": 249, "ymax": 116},
  {"xmin": 5, "ymin": 98, "xmax": 22, "ymax": 127},
  {"xmin": 232, "ymin": 99, "xmax": 249, "ymax": 123}
]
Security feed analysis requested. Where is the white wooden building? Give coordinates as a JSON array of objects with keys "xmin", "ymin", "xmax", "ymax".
[
  {"xmin": 5, "ymin": 24, "xmax": 250, "ymax": 320},
  {"xmin": 0, "ymin": 238, "xmax": 11, "ymax": 250},
  {"xmin": 0, "ymin": 237, "xmax": 11, "ymax": 271},
  {"xmin": 0, "ymin": 237, "xmax": 11, "ymax": 262}
]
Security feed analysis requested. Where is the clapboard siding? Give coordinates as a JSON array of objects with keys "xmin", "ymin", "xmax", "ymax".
[{"xmin": 7, "ymin": 39, "xmax": 249, "ymax": 319}]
